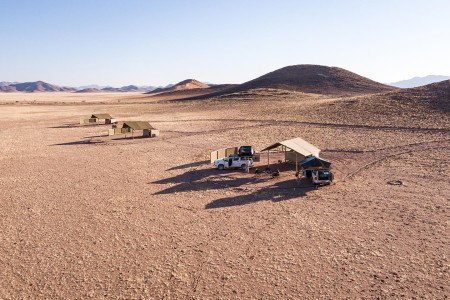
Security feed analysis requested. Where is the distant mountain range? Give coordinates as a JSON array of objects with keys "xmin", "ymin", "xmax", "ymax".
[
  {"xmin": 77, "ymin": 84, "xmax": 109, "ymax": 90},
  {"xmin": 388, "ymin": 75, "xmax": 450, "ymax": 88},
  {"xmin": 0, "ymin": 81, "xmax": 164, "ymax": 93},
  {"xmin": 77, "ymin": 84, "xmax": 160, "ymax": 92},
  {"xmin": 77, "ymin": 85, "xmax": 156, "ymax": 93},
  {"xmin": 2, "ymin": 72, "xmax": 449, "ymax": 94},
  {"xmin": 0, "ymin": 81, "xmax": 75, "ymax": 92},
  {"xmin": 0, "ymin": 81, "xmax": 18, "ymax": 87}
]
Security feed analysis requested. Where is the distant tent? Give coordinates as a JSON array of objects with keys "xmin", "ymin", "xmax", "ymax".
[
  {"xmin": 80, "ymin": 113, "xmax": 115, "ymax": 124},
  {"xmin": 91, "ymin": 113, "xmax": 112, "ymax": 120},
  {"xmin": 299, "ymin": 156, "xmax": 331, "ymax": 170},
  {"xmin": 122, "ymin": 121, "xmax": 155, "ymax": 130},
  {"xmin": 109, "ymin": 121, "xmax": 159, "ymax": 138}
]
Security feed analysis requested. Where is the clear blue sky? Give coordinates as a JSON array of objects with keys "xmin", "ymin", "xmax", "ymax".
[{"xmin": 1, "ymin": 0, "xmax": 449, "ymax": 87}]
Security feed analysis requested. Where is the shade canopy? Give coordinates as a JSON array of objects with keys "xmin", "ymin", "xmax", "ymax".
[
  {"xmin": 123, "ymin": 121, "xmax": 155, "ymax": 130},
  {"xmin": 91, "ymin": 113, "xmax": 112, "ymax": 119},
  {"xmin": 261, "ymin": 137, "xmax": 320, "ymax": 157},
  {"xmin": 299, "ymin": 156, "xmax": 331, "ymax": 169}
]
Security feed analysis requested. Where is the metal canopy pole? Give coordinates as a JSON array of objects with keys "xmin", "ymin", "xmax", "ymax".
[
  {"xmin": 296, "ymin": 152, "xmax": 298, "ymax": 173},
  {"xmin": 267, "ymin": 150, "xmax": 270, "ymax": 167}
]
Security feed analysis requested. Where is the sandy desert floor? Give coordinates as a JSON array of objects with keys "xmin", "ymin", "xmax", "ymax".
[{"xmin": 0, "ymin": 92, "xmax": 449, "ymax": 299}]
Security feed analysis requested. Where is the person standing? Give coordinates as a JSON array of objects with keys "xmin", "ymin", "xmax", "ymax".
[{"xmin": 295, "ymin": 171, "xmax": 301, "ymax": 185}]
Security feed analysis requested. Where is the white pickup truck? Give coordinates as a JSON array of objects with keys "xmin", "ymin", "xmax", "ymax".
[{"xmin": 213, "ymin": 155, "xmax": 253, "ymax": 170}]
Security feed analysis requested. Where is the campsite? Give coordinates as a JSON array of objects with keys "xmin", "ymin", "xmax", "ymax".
[
  {"xmin": 1, "ymin": 2, "xmax": 449, "ymax": 297},
  {"xmin": 0, "ymin": 80, "xmax": 449, "ymax": 298}
]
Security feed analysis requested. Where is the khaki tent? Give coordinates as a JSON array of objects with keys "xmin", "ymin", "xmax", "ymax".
[
  {"xmin": 261, "ymin": 137, "xmax": 321, "ymax": 171},
  {"xmin": 109, "ymin": 121, "xmax": 159, "ymax": 138},
  {"xmin": 91, "ymin": 114, "xmax": 112, "ymax": 120},
  {"xmin": 80, "ymin": 113, "xmax": 115, "ymax": 124},
  {"xmin": 123, "ymin": 121, "xmax": 155, "ymax": 130},
  {"xmin": 262, "ymin": 137, "xmax": 320, "ymax": 157}
]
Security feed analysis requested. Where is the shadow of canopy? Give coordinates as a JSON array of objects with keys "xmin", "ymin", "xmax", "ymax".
[{"xmin": 205, "ymin": 183, "xmax": 315, "ymax": 209}]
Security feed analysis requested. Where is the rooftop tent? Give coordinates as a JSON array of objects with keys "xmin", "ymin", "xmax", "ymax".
[
  {"xmin": 122, "ymin": 121, "xmax": 155, "ymax": 130},
  {"xmin": 91, "ymin": 114, "xmax": 112, "ymax": 120},
  {"xmin": 299, "ymin": 156, "xmax": 331, "ymax": 170},
  {"xmin": 261, "ymin": 137, "xmax": 321, "ymax": 157}
]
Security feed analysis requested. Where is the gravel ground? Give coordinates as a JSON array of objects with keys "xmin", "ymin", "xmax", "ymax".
[{"xmin": 0, "ymin": 91, "xmax": 449, "ymax": 299}]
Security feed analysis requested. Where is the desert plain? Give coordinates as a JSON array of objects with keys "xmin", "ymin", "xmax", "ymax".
[{"xmin": 0, "ymin": 86, "xmax": 449, "ymax": 299}]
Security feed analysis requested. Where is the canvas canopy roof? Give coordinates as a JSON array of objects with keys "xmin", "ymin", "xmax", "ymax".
[
  {"xmin": 299, "ymin": 156, "xmax": 331, "ymax": 169},
  {"xmin": 123, "ymin": 121, "xmax": 155, "ymax": 130},
  {"xmin": 261, "ymin": 137, "xmax": 320, "ymax": 157},
  {"xmin": 91, "ymin": 113, "xmax": 112, "ymax": 119}
]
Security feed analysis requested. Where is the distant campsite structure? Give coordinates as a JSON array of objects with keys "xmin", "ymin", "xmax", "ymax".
[
  {"xmin": 203, "ymin": 137, "xmax": 330, "ymax": 185},
  {"xmin": 108, "ymin": 121, "xmax": 159, "ymax": 138},
  {"xmin": 261, "ymin": 137, "xmax": 321, "ymax": 172},
  {"xmin": 80, "ymin": 113, "xmax": 116, "ymax": 125},
  {"xmin": 261, "ymin": 137, "xmax": 333, "ymax": 185}
]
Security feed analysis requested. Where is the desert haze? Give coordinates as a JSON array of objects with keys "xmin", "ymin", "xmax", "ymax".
[{"xmin": 0, "ymin": 65, "xmax": 449, "ymax": 299}]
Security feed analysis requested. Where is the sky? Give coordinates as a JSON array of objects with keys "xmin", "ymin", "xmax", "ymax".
[{"xmin": 1, "ymin": 0, "xmax": 449, "ymax": 87}]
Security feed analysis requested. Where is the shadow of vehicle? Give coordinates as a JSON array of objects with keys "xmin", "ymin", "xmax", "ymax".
[
  {"xmin": 151, "ymin": 160, "xmax": 316, "ymax": 209},
  {"xmin": 151, "ymin": 168, "xmax": 264, "ymax": 195},
  {"xmin": 166, "ymin": 160, "xmax": 210, "ymax": 171}
]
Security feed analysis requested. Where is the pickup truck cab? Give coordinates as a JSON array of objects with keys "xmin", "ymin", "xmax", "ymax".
[{"xmin": 214, "ymin": 155, "xmax": 253, "ymax": 170}]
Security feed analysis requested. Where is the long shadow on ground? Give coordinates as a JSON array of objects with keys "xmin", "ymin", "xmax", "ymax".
[
  {"xmin": 50, "ymin": 140, "xmax": 105, "ymax": 146},
  {"xmin": 151, "ymin": 168, "xmax": 263, "ymax": 194},
  {"xmin": 205, "ymin": 181, "xmax": 314, "ymax": 209},
  {"xmin": 48, "ymin": 123, "xmax": 108, "ymax": 129},
  {"xmin": 166, "ymin": 160, "xmax": 210, "ymax": 171},
  {"xmin": 151, "ymin": 163, "xmax": 315, "ymax": 208},
  {"xmin": 111, "ymin": 136, "xmax": 152, "ymax": 141}
]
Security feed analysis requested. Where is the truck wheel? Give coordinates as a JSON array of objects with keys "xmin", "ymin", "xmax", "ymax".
[
  {"xmin": 218, "ymin": 164, "xmax": 224, "ymax": 170},
  {"xmin": 241, "ymin": 164, "xmax": 246, "ymax": 169}
]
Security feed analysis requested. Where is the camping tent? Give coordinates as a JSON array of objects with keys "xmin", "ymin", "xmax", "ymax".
[
  {"xmin": 116, "ymin": 121, "xmax": 159, "ymax": 138},
  {"xmin": 299, "ymin": 156, "xmax": 331, "ymax": 170},
  {"xmin": 91, "ymin": 114, "xmax": 112, "ymax": 120},
  {"xmin": 123, "ymin": 121, "xmax": 155, "ymax": 130},
  {"xmin": 80, "ymin": 113, "xmax": 115, "ymax": 124}
]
